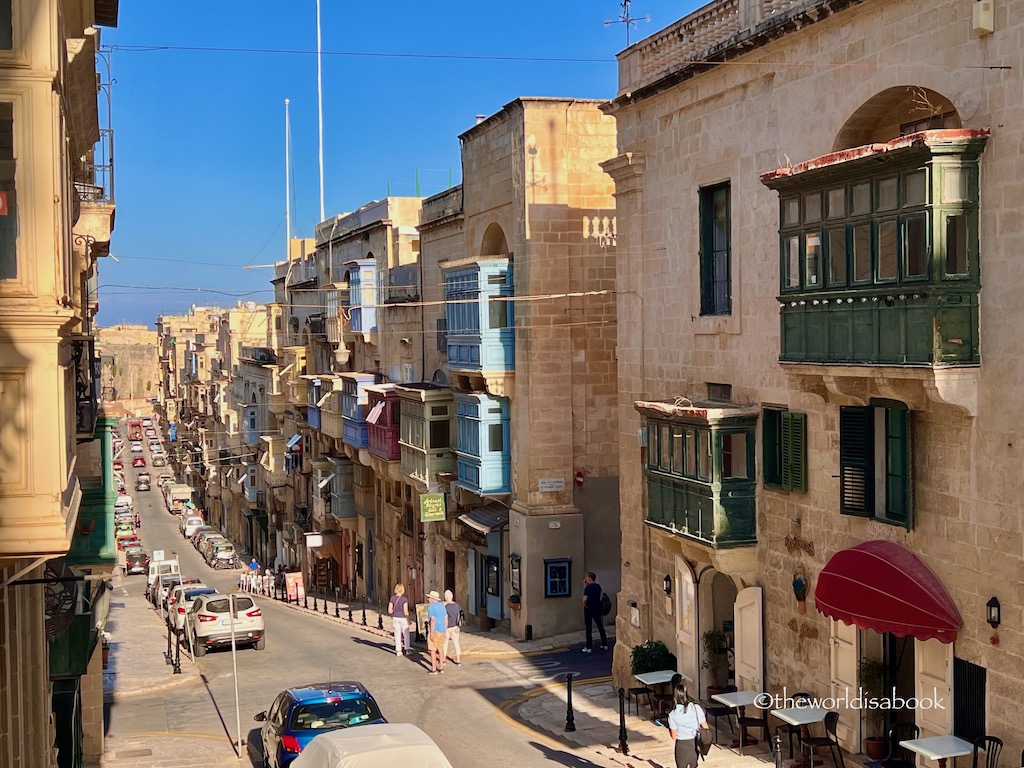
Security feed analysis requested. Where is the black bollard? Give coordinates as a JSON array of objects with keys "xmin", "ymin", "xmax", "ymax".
[
  {"xmin": 361, "ymin": 596, "xmax": 367, "ymax": 626},
  {"xmin": 303, "ymin": 591, "xmax": 309, "ymax": 610},
  {"xmin": 164, "ymin": 624, "xmax": 172, "ymax": 664},
  {"xmin": 323, "ymin": 590, "xmax": 328, "ymax": 615},
  {"xmin": 565, "ymin": 673, "xmax": 576, "ymax": 732},
  {"xmin": 618, "ymin": 687, "xmax": 629, "ymax": 755},
  {"xmin": 773, "ymin": 734, "xmax": 784, "ymax": 768},
  {"xmin": 376, "ymin": 602, "xmax": 384, "ymax": 631},
  {"xmin": 313, "ymin": 593, "xmax": 318, "ymax": 612},
  {"xmin": 335, "ymin": 588, "xmax": 341, "ymax": 618},
  {"xmin": 172, "ymin": 631, "xmax": 182, "ymax": 675},
  {"xmin": 348, "ymin": 603, "xmax": 354, "ymax": 622}
]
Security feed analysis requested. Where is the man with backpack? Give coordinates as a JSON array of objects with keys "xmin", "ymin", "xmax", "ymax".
[{"xmin": 581, "ymin": 571, "xmax": 609, "ymax": 652}]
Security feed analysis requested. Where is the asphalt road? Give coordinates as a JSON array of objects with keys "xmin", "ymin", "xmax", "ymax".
[{"xmin": 109, "ymin": 435, "xmax": 612, "ymax": 767}]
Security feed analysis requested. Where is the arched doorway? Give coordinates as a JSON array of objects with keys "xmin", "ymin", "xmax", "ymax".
[{"xmin": 480, "ymin": 222, "xmax": 508, "ymax": 257}]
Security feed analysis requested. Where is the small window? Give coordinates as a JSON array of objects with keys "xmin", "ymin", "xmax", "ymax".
[
  {"xmin": 684, "ymin": 428, "xmax": 697, "ymax": 477},
  {"xmin": 904, "ymin": 171, "xmax": 927, "ymax": 206},
  {"xmin": 803, "ymin": 192, "xmax": 822, "ymax": 223},
  {"xmin": 428, "ymin": 419, "xmax": 449, "ymax": 450},
  {"xmin": 670, "ymin": 426, "xmax": 684, "ymax": 475},
  {"xmin": 784, "ymin": 236, "xmax": 800, "ymax": 290},
  {"xmin": 877, "ymin": 178, "xmax": 898, "ymax": 211},
  {"xmin": 877, "ymin": 221, "xmax": 898, "ymax": 281},
  {"xmin": 942, "ymin": 167, "xmax": 970, "ymax": 204},
  {"xmin": 489, "ymin": 297, "xmax": 509, "ymax": 329},
  {"xmin": 697, "ymin": 431, "xmax": 711, "ymax": 481},
  {"xmin": 827, "ymin": 229, "xmax": 847, "ymax": 287},
  {"xmin": 762, "ymin": 408, "xmax": 807, "ymax": 492},
  {"xmin": 430, "ymin": 405, "xmax": 448, "ymax": 417},
  {"xmin": 804, "ymin": 232, "xmax": 822, "ymax": 288},
  {"xmin": 782, "ymin": 198, "xmax": 800, "ymax": 226},
  {"xmin": 851, "ymin": 183, "xmax": 871, "ymax": 216},
  {"xmin": 944, "ymin": 215, "xmax": 969, "ymax": 276},
  {"xmin": 904, "ymin": 214, "xmax": 928, "ymax": 278},
  {"xmin": 487, "ymin": 423, "xmax": 504, "ymax": 453},
  {"xmin": 707, "ymin": 383, "xmax": 732, "ymax": 402},
  {"xmin": 544, "ymin": 558, "xmax": 572, "ymax": 598},
  {"xmin": 721, "ymin": 432, "xmax": 749, "ymax": 479},
  {"xmin": 852, "ymin": 224, "xmax": 872, "ymax": 282},
  {"xmin": 826, "ymin": 188, "xmax": 845, "ymax": 220}
]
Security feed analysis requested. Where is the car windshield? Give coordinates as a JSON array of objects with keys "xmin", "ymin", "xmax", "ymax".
[
  {"xmin": 203, "ymin": 596, "xmax": 254, "ymax": 613},
  {"xmin": 288, "ymin": 697, "xmax": 383, "ymax": 730},
  {"xmin": 162, "ymin": 576, "xmax": 182, "ymax": 587}
]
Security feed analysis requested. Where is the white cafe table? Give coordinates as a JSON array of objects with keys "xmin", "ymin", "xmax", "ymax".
[
  {"xmin": 773, "ymin": 707, "xmax": 829, "ymax": 768},
  {"xmin": 900, "ymin": 735, "xmax": 974, "ymax": 768},
  {"xmin": 635, "ymin": 670, "xmax": 692, "ymax": 687},
  {"xmin": 711, "ymin": 690, "xmax": 764, "ymax": 751}
]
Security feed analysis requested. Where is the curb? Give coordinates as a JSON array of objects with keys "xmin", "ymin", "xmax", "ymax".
[{"xmin": 104, "ymin": 668, "xmax": 203, "ymax": 702}]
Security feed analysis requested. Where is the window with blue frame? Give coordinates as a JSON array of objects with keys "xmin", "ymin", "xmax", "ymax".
[
  {"xmin": 545, "ymin": 559, "xmax": 572, "ymax": 598},
  {"xmin": 445, "ymin": 272, "xmax": 480, "ymax": 334}
]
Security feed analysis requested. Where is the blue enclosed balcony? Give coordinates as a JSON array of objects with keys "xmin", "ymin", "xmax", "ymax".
[
  {"xmin": 443, "ymin": 258, "xmax": 514, "ymax": 392},
  {"xmin": 305, "ymin": 375, "xmax": 334, "ymax": 432},
  {"xmin": 346, "ymin": 259, "xmax": 378, "ymax": 342},
  {"xmin": 341, "ymin": 372, "xmax": 381, "ymax": 449},
  {"xmin": 454, "ymin": 392, "xmax": 511, "ymax": 496}
]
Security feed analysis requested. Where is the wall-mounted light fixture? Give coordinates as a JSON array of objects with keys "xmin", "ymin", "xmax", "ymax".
[
  {"xmin": 663, "ymin": 574, "xmax": 672, "ymax": 596},
  {"xmin": 987, "ymin": 596, "xmax": 1001, "ymax": 629}
]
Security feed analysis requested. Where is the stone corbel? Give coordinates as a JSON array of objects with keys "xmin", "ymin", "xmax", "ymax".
[
  {"xmin": 822, "ymin": 374, "xmax": 869, "ymax": 405},
  {"xmin": 790, "ymin": 373, "xmax": 830, "ymax": 402},
  {"xmin": 873, "ymin": 376, "xmax": 927, "ymax": 410},
  {"xmin": 600, "ymin": 152, "xmax": 647, "ymax": 194},
  {"xmin": 923, "ymin": 368, "xmax": 979, "ymax": 417}
]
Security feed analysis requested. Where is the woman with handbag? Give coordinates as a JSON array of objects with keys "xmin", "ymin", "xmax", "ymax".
[{"xmin": 667, "ymin": 685, "xmax": 710, "ymax": 768}]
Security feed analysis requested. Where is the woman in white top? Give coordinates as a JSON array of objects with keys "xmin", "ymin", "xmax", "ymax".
[{"xmin": 667, "ymin": 685, "xmax": 710, "ymax": 768}]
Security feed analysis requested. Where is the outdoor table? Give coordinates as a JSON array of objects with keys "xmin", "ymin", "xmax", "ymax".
[
  {"xmin": 711, "ymin": 690, "xmax": 763, "ymax": 751},
  {"xmin": 900, "ymin": 735, "xmax": 974, "ymax": 768},
  {"xmin": 634, "ymin": 670, "xmax": 693, "ymax": 719},
  {"xmin": 773, "ymin": 706, "xmax": 828, "ymax": 768}
]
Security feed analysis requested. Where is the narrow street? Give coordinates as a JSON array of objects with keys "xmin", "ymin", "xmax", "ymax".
[{"xmin": 105, "ymin": 456, "xmax": 616, "ymax": 767}]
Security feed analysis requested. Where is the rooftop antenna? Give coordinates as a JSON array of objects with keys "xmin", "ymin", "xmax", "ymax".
[{"xmin": 605, "ymin": 0, "xmax": 650, "ymax": 47}]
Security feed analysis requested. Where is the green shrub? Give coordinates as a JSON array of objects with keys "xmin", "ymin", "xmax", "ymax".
[{"xmin": 630, "ymin": 639, "xmax": 676, "ymax": 676}]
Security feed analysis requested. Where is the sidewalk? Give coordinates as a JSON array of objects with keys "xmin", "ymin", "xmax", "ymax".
[
  {"xmin": 513, "ymin": 679, "xmax": 876, "ymax": 768},
  {"xmin": 98, "ymin": 575, "xmax": 241, "ymax": 767}
]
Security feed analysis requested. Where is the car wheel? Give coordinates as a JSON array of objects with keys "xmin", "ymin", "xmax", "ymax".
[
  {"xmin": 194, "ymin": 636, "xmax": 206, "ymax": 657},
  {"xmin": 254, "ymin": 637, "xmax": 266, "ymax": 651}
]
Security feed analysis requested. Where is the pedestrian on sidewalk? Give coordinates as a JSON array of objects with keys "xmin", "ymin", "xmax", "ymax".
[
  {"xmin": 667, "ymin": 685, "xmax": 709, "ymax": 768},
  {"xmin": 581, "ymin": 571, "xmax": 608, "ymax": 652},
  {"xmin": 426, "ymin": 590, "xmax": 447, "ymax": 674},
  {"xmin": 247, "ymin": 558, "xmax": 260, "ymax": 592},
  {"xmin": 442, "ymin": 589, "xmax": 462, "ymax": 666},
  {"xmin": 388, "ymin": 583, "xmax": 411, "ymax": 657}
]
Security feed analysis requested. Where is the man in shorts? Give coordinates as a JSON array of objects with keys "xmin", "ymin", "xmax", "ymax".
[
  {"xmin": 426, "ymin": 590, "xmax": 448, "ymax": 674},
  {"xmin": 443, "ymin": 589, "xmax": 463, "ymax": 666}
]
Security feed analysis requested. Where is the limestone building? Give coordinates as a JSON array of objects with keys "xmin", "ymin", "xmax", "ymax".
[{"xmin": 604, "ymin": 0, "xmax": 1022, "ymax": 756}]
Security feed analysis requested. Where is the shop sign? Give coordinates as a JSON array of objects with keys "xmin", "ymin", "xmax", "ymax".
[{"xmin": 419, "ymin": 493, "xmax": 446, "ymax": 523}]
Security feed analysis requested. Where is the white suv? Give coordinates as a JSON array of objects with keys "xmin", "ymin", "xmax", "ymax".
[
  {"xmin": 189, "ymin": 593, "xmax": 265, "ymax": 655},
  {"xmin": 166, "ymin": 583, "xmax": 218, "ymax": 632}
]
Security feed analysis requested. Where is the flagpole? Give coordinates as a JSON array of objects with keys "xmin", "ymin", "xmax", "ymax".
[{"xmin": 316, "ymin": 0, "xmax": 325, "ymax": 222}]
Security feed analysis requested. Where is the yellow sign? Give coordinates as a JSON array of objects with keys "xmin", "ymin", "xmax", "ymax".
[{"xmin": 419, "ymin": 493, "xmax": 446, "ymax": 522}]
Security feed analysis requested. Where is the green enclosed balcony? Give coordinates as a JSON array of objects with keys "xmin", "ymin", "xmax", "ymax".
[
  {"xmin": 65, "ymin": 414, "xmax": 119, "ymax": 572},
  {"xmin": 638, "ymin": 400, "xmax": 759, "ymax": 549},
  {"xmin": 762, "ymin": 130, "xmax": 988, "ymax": 368}
]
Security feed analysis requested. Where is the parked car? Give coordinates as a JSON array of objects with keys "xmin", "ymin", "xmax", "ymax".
[
  {"xmin": 130, "ymin": 442, "xmax": 143, "ymax": 453},
  {"xmin": 199, "ymin": 535, "xmax": 227, "ymax": 560},
  {"xmin": 149, "ymin": 573, "xmax": 183, "ymax": 607},
  {"xmin": 135, "ymin": 477, "xmax": 151, "ymax": 492},
  {"xmin": 189, "ymin": 525, "xmax": 215, "ymax": 546},
  {"xmin": 112, "ymin": 459, "xmax": 123, "ymax": 471},
  {"xmin": 180, "ymin": 515, "xmax": 205, "ymax": 538},
  {"xmin": 142, "ymin": 417, "xmax": 153, "ymax": 427},
  {"xmin": 125, "ymin": 549, "xmax": 150, "ymax": 575},
  {"xmin": 166, "ymin": 583, "xmax": 218, "ymax": 631},
  {"xmin": 152, "ymin": 455, "xmax": 167, "ymax": 467},
  {"xmin": 114, "ymin": 496, "xmax": 133, "ymax": 513},
  {"xmin": 145, "ymin": 428, "xmax": 156, "ymax": 438},
  {"xmin": 207, "ymin": 542, "xmax": 237, "ymax": 569},
  {"xmin": 252, "ymin": 683, "xmax": 387, "ymax": 768},
  {"xmin": 116, "ymin": 533, "xmax": 141, "ymax": 551},
  {"xmin": 132, "ymin": 457, "xmax": 146, "ymax": 468},
  {"xmin": 288, "ymin": 724, "xmax": 451, "ymax": 768},
  {"xmin": 189, "ymin": 593, "xmax": 265, "ymax": 655},
  {"xmin": 158, "ymin": 474, "xmax": 175, "ymax": 488}
]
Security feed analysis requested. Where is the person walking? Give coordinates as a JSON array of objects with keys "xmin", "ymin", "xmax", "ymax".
[
  {"xmin": 667, "ymin": 685, "xmax": 709, "ymax": 768},
  {"xmin": 388, "ymin": 583, "xmax": 411, "ymax": 657},
  {"xmin": 581, "ymin": 571, "xmax": 608, "ymax": 652},
  {"xmin": 247, "ymin": 558, "xmax": 260, "ymax": 593},
  {"xmin": 426, "ymin": 590, "xmax": 447, "ymax": 674},
  {"xmin": 442, "ymin": 589, "xmax": 463, "ymax": 667}
]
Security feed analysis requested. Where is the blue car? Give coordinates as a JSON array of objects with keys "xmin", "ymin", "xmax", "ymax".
[{"xmin": 252, "ymin": 682, "xmax": 386, "ymax": 767}]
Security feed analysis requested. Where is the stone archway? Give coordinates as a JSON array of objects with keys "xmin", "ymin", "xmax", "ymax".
[
  {"xmin": 833, "ymin": 86, "xmax": 961, "ymax": 151},
  {"xmin": 480, "ymin": 222, "xmax": 508, "ymax": 257}
]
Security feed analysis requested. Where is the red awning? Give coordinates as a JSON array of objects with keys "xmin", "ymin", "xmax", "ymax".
[{"xmin": 814, "ymin": 540, "xmax": 962, "ymax": 644}]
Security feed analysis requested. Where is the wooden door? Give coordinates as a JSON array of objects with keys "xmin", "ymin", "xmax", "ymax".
[
  {"xmin": 674, "ymin": 557, "xmax": 697, "ymax": 685},
  {"xmin": 830, "ymin": 620, "xmax": 860, "ymax": 752},
  {"xmin": 915, "ymin": 638, "xmax": 952, "ymax": 738},
  {"xmin": 733, "ymin": 586, "xmax": 763, "ymax": 691}
]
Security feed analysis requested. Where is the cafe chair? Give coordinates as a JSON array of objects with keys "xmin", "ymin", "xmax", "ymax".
[
  {"xmin": 774, "ymin": 691, "xmax": 813, "ymax": 759},
  {"xmin": 737, "ymin": 705, "xmax": 772, "ymax": 745},
  {"xmin": 704, "ymin": 685, "xmax": 738, "ymax": 743},
  {"xmin": 801, "ymin": 711, "xmax": 844, "ymax": 768},
  {"xmin": 972, "ymin": 735, "xmax": 1003, "ymax": 768},
  {"xmin": 627, "ymin": 686, "xmax": 654, "ymax": 718},
  {"xmin": 652, "ymin": 674, "xmax": 683, "ymax": 723},
  {"xmin": 874, "ymin": 722, "xmax": 920, "ymax": 768}
]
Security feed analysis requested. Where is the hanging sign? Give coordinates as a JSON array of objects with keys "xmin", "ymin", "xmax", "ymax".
[{"xmin": 419, "ymin": 493, "xmax": 446, "ymax": 522}]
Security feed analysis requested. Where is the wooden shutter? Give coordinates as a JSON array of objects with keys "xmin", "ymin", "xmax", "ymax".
[
  {"xmin": 839, "ymin": 406, "xmax": 873, "ymax": 515},
  {"xmin": 885, "ymin": 408, "xmax": 913, "ymax": 527},
  {"xmin": 763, "ymin": 409, "xmax": 782, "ymax": 487},
  {"xmin": 780, "ymin": 412, "xmax": 792, "ymax": 490},
  {"xmin": 787, "ymin": 412, "xmax": 807, "ymax": 492}
]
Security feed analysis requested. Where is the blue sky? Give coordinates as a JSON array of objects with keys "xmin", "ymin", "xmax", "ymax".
[{"xmin": 96, "ymin": 1, "xmax": 692, "ymax": 326}]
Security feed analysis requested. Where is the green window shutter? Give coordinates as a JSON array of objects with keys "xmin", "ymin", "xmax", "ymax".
[
  {"xmin": 763, "ymin": 409, "xmax": 782, "ymax": 488},
  {"xmin": 885, "ymin": 408, "xmax": 913, "ymax": 527},
  {"xmin": 780, "ymin": 413, "xmax": 793, "ymax": 490},
  {"xmin": 839, "ymin": 406, "xmax": 873, "ymax": 516},
  {"xmin": 788, "ymin": 412, "xmax": 807, "ymax": 493}
]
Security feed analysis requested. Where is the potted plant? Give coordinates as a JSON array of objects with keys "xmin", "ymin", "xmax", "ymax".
[
  {"xmin": 630, "ymin": 639, "xmax": 677, "ymax": 676},
  {"xmin": 859, "ymin": 658, "xmax": 888, "ymax": 758},
  {"xmin": 702, "ymin": 629, "xmax": 728, "ymax": 697}
]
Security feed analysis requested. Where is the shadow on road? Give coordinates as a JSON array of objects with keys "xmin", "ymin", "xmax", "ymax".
[
  {"xmin": 529, "ymin": 740, "xmax": 607, "ymax": 766},
  {"xmin": 199, "ymin": 672, "xmax": 243, "ymax": 757}
]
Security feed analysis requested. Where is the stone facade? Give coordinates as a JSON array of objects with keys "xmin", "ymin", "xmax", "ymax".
[
  {"xmin": 96, "ymin": 324, "xmax": 160, "ymax": 409},
  {"xmin": 605, "ymin": 0, "xmax": 1023, "ymax": 757}
]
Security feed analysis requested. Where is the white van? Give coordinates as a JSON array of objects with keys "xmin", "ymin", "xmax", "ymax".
[
  {"xmin": 292, "ymin": 724, "xmax": 454, "ymax": 768},
  {"xmin": 146, "ymin": 557, "xmax": 180, "ymax": 591},
  {"xmin": 180, "ymin": 515, "xmax": 205, "ymax": 539}
]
